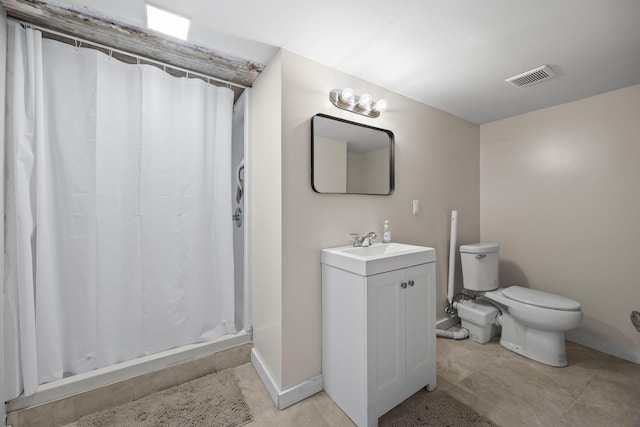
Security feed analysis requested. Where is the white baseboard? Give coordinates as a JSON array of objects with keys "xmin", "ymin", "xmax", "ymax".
[
  {"xmin": 250, "ymin": 349, "xmax": 280, "ymax": 407},
  {"xmin": 250, "ymin": 348, "xmax": 324, "ymax": 410},
  {"xmin": 277, "ymin": 373, "xmax": 324, "ymax": 410},
  {"xmin": 566, "ymin": 330, "xmax": 640, "ymax": 364},
  {"xmin": 436, "ymin": 316, "xmax": 460, "ymax": 331}
]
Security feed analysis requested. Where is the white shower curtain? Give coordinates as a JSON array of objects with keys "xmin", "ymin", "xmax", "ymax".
[{"xmin": 4, "ymin": 22, "xmax": 235, "ymax": 399}]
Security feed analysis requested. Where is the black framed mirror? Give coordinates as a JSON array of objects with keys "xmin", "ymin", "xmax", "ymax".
[{"xmin": 311, "ymin": 114, "xmax": 394, "ymax": 195}]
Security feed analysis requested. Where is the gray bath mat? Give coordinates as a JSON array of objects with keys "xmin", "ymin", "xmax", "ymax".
[
  {"xmin": 380, "ymin": 390, "xmax": 498, "ymax": 427},
  {"xmin": 77, "ymin": 369, "xmax": 252, "ymax": 427}
]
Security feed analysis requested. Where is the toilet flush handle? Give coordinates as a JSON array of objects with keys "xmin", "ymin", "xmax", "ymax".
[{"xmin": 475, "ymin": 254, "xmax": 486, "ymax": 259}]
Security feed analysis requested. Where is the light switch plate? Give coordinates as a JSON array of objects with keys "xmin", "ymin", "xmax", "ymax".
[{"xmin": 412, "ymin": 200, "xmax": 420, "ymax": 215}]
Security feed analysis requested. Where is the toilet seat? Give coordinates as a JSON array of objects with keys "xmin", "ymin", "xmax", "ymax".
[{"xmin": 502, "ymin": 286, "xmax": 581, "ymax": 311}]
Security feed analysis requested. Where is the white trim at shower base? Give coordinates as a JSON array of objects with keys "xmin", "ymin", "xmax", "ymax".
[
  {"xmin": 251, "ymin": 348, "xmax": 323, "ymax": 410},
  {"xmin": 7, "ymin": 330, "xmax": 251, "ymax": 412}
]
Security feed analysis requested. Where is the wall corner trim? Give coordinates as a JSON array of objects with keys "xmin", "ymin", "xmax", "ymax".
[{"xmin": 251, "ymin": 349, "xmax": 324, "ymax": 410}]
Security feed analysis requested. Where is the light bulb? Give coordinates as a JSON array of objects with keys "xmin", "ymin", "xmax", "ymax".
[
  {"xmin": 340, "ymin": 88, "xmax": 355, "ymax": 104},
  {"xmin": 358, "ymin": 93, "xmax": 372, "ymax": 109},
  {"xmin": 373, "ymin": 99, "xmax": 388, "ymax": 113}
]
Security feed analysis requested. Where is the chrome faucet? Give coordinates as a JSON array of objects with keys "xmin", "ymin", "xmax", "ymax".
[{"xmin": 349, "ymin": 232, "xmax": 377, "ymax": 247}]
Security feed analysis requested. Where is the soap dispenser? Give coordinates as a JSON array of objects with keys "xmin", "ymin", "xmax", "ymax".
[{"xmin": 382, "ymin": 220, "xmax": 391, "ymax": 243}]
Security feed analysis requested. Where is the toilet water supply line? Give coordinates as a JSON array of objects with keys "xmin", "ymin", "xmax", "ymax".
[{"xmin": 436, "ymin": 209, "xmax": 470, "ymax": 340}]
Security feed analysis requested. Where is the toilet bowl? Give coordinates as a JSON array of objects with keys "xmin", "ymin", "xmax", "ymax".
[{"xmin": 459, "ymin": 243, "xmax": 582, "ymax": 367}]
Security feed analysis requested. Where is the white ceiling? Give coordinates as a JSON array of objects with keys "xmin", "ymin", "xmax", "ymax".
[{"xmin": 52, "ymin": 0, "xmax": 640, "ymax": 124}]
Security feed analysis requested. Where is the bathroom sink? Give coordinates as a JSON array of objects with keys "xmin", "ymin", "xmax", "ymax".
[{"xmin": 321, "ymin": 243, "xmax": 436, "ymax": 276}]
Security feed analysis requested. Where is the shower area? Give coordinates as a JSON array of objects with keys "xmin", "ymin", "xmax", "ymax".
[{"xmin": 1, "ymin": 15, "xmax": 252, "ymax": 416}]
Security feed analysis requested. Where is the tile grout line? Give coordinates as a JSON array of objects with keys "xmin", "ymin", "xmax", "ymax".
[
  {"xmin": 553, "ymin": 397, "xmax": 578, "ymax": 427},
  {"xmin": 553, "ymin": 353, "xmax": 612, "ymax": 427}
]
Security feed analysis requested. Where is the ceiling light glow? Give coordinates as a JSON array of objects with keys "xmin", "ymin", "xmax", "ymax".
[{"xmin": 146, "ymin": 4, "xmax": 190, "ymax": 40}]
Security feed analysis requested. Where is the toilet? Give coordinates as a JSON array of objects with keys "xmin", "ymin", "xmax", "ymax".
[{"xmin": 458, "ymin": 243, "xmax": 582, "ymax": 367}]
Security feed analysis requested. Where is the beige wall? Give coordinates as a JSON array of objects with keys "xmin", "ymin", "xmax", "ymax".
[
  {"xmin": 314, "ymin": 136, "xmax": 347, "ymax": 193},
  {"xmin": 358, "ymin": 148, "xmax": 390, "ymax": 194},
  {"xmin": 252, "ymin": 49, "xmax": 480, "ymax": 390},
  {"xmin": 480, "ymin": 84, "xmax": 640, "ymax": 363},
  {"xmin": 250, "ymin": 51, "xmax": 283, "ymax": 385},
  {"xmin": 346, "ymin": 151, "xmax": 363, "ymax": 193}
]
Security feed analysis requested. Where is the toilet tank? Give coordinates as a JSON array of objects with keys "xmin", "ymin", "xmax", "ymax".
[{"xmin": 460, "ymin": 243, "xmax": 499, "ymax": 291}]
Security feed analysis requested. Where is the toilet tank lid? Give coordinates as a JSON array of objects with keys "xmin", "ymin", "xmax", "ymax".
[
  {"xmin": 460, "ymin": 243, "xmax": 499, "ymax": 253},
  {"xmin": 502, "ymin": 286, "xmax": 581, "ymax": 311}
]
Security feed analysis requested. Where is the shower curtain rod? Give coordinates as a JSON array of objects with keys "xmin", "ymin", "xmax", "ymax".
[{"xmin": 11, "ymin": 19, "xmax": 248, "ymax": 90}]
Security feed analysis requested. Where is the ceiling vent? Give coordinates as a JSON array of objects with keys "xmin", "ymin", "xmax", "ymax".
[{"xmin": 506, "ymin": 65, "xmax": 555, "ymax": 88}]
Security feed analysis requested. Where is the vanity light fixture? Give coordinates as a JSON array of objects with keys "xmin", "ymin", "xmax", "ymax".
[
  {"xmin": 146, "ymin": 3, "xmax": 191, "ymax": 40},
  {"xmin": 330, "ymin": 88, "xmax": 387, "ymax": 118}
]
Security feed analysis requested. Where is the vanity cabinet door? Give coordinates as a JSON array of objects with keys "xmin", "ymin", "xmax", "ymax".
[
  {"xmin": 366, "ymin": 263, "xmax": 433, "ymax": 409},
  {"xmin": 405, "ymin": 263, "xmax": 435, "ymax": 393},
  {"xmin": 366, "ymin": 268, "xmax": 407, "ymax": 407}
]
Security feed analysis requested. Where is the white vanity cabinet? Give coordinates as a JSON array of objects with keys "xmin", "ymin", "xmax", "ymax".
[{"xmin": 321, "ymin": 244, "xmax": 436, "ymax": 427}]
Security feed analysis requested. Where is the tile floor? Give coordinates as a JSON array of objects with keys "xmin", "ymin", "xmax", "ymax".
[
  {"xmin": 235, "ymin": 334, "xmax": 640, "ymax": 427},
  {"xmin": 57, "ymin": 334, "xmax": 640, "ymax": 426},
  {"xmin": 435, "ymin": 333, "xmax": 640, "ymax": 427}
]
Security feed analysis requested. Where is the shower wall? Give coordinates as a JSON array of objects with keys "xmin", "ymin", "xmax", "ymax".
[{"xmin": 232, "ymin": 91, "xmax": 248, "ymax": 331}]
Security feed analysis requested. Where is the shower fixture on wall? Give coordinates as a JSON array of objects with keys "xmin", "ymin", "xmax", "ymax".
[{"xmin": 329, "ymin": 88, "xmax": 387, "ymax": 118}]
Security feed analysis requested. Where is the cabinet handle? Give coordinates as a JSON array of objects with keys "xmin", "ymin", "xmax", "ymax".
[
  {"xmin": 408, "ymin": 280, "xmax": 415, "ymax": 287},
  {"xmin": 400, "ymin": 282, "xmax": 407, "ymax": 289}
]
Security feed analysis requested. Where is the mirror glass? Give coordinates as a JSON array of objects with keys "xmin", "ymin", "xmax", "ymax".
[{"xmin": 311, "ymin": 114, "xmax": 394, "ymax": 195}]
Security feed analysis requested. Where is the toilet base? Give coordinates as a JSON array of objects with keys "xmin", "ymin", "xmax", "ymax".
[{"xmin": 499, "ymin": 312, "xmax": 568, "ymax": 367}]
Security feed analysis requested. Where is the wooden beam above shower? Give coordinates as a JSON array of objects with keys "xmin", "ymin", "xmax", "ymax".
[{"xmin": 0, "ymin": 0, "xmax": 265, "ymax": 90}]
